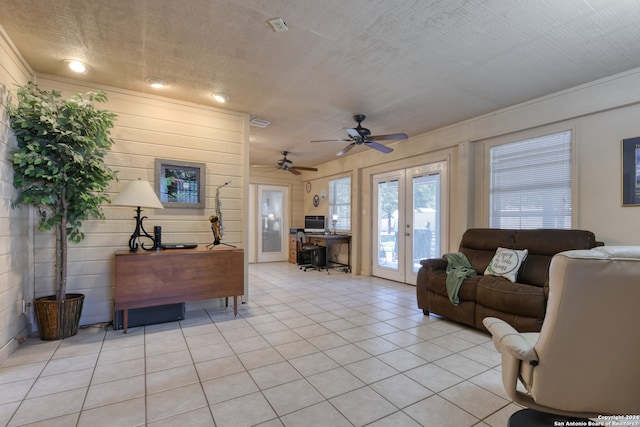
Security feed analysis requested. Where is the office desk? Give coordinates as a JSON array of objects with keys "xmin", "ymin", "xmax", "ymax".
[{"xmin": 306, "ymin": 234, "xmax": 351, "ymax": 274}]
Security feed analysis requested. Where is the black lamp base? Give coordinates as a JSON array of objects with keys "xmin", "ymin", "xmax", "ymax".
[{"xmin": 128, "ymin": 206, "xmax": 157, "ymax": 252}]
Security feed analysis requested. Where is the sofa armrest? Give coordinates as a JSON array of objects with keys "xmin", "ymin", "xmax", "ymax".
[
  {"xmin": 482, "ymin": 317, "xmax": 539, "ymax": 363},
  {"xmin": 419, "ymin": 257, "xmax": 448, "ymax": 271}
]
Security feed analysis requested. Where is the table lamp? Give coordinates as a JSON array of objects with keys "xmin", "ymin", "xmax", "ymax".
[{"xmin": 113, "ymin": 178, "xmax": 164, "ymax": 252}]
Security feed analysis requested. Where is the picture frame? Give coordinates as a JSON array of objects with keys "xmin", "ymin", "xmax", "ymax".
[
  {"xmin": 621, "ymin": 137, "xmax": 640, "ymax": 206},
  {"xmin": 154, "ymin": 159, "xmax": 206, "ymax": 209}
]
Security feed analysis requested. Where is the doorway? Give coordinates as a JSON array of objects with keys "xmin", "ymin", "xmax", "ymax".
[
  {"xmin": 371, "ymin": 162, "xmax": 446, "ymax": 284},
  {"xmin": 253, "ymin": 184, "xmax": 289, "ymax": 263}
]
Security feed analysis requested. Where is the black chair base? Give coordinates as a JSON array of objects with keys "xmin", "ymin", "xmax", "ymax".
[
  {"xmin": 509, "ymin": 409, "xmax": 590, "ymax": 427},
  {"xmin": 299, "ymin": 263, "xmax": 316, "ymax": 271}
]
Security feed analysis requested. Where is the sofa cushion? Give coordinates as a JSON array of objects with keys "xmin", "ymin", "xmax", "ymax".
[
  {"xmin": 427, "ymin": 270, "xmax": 481, "ymax": 302},
  {"xmin": 517, "ymin": 253, "xmax": 552, "ymax": 287},
  {"xmin": 459, "ymin": 228, "xmax": 516, "ymax": 273},
  {"xmin": 513, "ymin": 229, "xmax": 597, "ymax": 255},
  {"xmin": 476, "ymin": 276, "xmax": 546, "ymax": 318},
  {"xmin": 514, "ymin": 229, "xmax": 597, "ymax": 286},
  {"xmin": 484, "ymin": 247, "xmax": 528, "ymax": 282}
]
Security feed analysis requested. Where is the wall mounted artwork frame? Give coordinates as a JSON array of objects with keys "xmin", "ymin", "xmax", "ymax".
[
  {"xmin": 154, "ymin": 158, "xmax": 206, "ymax": 209},
  {"xmin": 621, "ymin": 137, "xmax": 640, "ymax": 206}
]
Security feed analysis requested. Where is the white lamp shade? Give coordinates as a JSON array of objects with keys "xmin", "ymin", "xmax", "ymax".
[{"xmin": 113, "ymin": 179, "xmax": 164, "ymax": 209}]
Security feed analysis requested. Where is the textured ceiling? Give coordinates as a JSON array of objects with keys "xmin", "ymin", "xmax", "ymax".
[{"xmin": 2, "ymin": 0, "xmax": 640, "ymax": 168}]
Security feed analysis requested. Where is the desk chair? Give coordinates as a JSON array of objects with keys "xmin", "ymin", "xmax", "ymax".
[
  {"xmin": 483, "ymin": 246, "xmax": 640, "ymax": 426},
  {"xmin": 297, "ymin": 231, "xmax": 325, "ymax": 272}
]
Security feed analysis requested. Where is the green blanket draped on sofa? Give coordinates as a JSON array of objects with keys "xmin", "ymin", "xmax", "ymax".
[{"xmin": 443, "ymin": 252, "xmax": 476, "ymax": 305}]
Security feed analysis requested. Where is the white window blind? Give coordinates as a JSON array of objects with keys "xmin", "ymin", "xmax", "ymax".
[
  {"xmin": 489, "ymin": 130, "xmax": 572, "ymax": 229},
  {"xmin": 329, "ymin": 176, "xmax": 351, "ymax": 231}
]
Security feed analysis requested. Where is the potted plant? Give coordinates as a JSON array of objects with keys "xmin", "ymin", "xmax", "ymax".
[{"xmin": 7, "ymin": 82, "xmax": 117, "ymax": 340}]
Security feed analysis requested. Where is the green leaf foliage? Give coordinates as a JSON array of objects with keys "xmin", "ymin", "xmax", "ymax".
[{"xmin": 7, "ymin": 82, "xmax": 118, "ymax": 298}]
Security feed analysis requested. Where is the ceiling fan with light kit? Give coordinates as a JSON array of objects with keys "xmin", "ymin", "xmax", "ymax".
[
  {"xmin": 274, "ymin": 151, "xmax": 318, "ymax": 175},
  {"xmin": 311, "ymin": 114, "xmax": 408, "ymax": 156}
]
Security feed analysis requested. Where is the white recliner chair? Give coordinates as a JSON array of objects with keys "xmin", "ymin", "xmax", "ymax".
[{"xmin": 484, "ymin": 246, "xmax": 640, "ymax": 426}]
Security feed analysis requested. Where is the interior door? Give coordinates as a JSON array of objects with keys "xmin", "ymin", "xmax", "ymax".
[
  {"xmin": 372, "ymin": 162, "xmax": 446, "ymax": 284},
  {"xmin": 257, "ymin": 184, "xmax": 289, "ymax": 263}
]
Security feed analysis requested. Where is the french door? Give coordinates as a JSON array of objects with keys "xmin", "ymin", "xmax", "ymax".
[
  {"xmin": 256, "ymin": 184, "xmax": 289, "ymax": 262},
  {"xmin": 372, "ymin": 162, "xmax": 446, "ymax": 284}
]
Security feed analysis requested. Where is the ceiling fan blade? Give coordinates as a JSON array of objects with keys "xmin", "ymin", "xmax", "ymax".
[
  {"xmin": 292, "ymin": 166, "xmax": 318, "ymax": 171},
  {"xmin": 251, "ymin": 165, "xmax": 278, "ymax": 173},
  {"xmin": 288, "ymin": 168, "xmax": 301, "ymax": 175},
  {"xmin": 343, "ymin": 128, "xmax": 360, "ymax": 139},
  {"xmin": 370, "ymin": 133, "xmax": 408, "ymax": 141},
  {"xmin": 365, "ymin": 141, "xmax": 394, "ymax": 154},
  {"xmin": 337, "ymin": 143, "xmax": 356, "ymax": 156},
  {"xmin": 310, "ymin": 138, "xmax": 351, "ymax": 143}
]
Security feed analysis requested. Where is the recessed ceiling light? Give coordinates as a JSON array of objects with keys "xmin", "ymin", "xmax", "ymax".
[
  {"xmin": 64, "ymin": 60, "xmax": 90, "ymax": 74},
  {"xmin": 145, "ymin": 78, "xmax": 167, "ymax": 88},
  {"xmin": 212, "ymin": 93, "xmax": 229, "ymax": 103}
]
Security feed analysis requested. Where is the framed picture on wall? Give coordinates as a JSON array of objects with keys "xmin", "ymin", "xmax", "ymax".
[
  {"xmin": 154, "ymin": 159, "xmax": 206, "ymax": 209},
  {"xmin": 621, "ymin": 137, "xmax": 640, "ymax": 206}
]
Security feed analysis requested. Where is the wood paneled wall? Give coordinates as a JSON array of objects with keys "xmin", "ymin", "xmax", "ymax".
[
  {"xmin": 32, "ymin": 75, "xmax": 249, "ymax": 326},
  {"xmin": 0, "ymin": 26, "xmax": 34, "ymax": 362}
]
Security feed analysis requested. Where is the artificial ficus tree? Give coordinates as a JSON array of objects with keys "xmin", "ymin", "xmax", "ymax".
[{"xmin": 8, "ymin": 82, "xmax": 118, "ymax": 300}]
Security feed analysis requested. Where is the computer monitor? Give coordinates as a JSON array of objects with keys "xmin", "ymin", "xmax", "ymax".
[{"xmin": 304, "ymin": 215, "xmax": 326, "ymax": 233}]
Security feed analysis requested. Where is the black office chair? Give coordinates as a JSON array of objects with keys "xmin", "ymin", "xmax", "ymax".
[{"xmin": 297, "ymin": 231, "xmax": 325, "ymax": 272}]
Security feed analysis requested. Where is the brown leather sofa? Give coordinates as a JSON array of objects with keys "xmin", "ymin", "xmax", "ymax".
[{"xmin": 416, "ymin": 228, "xmax": 600, "ymax": 332}]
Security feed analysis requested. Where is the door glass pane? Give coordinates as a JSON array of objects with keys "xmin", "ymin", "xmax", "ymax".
[
  {"xmin": 261, "ymin": 189, "xmax": 283, "ymax": 253},
  {"xmin": 377, "ymin": 180, "xmax": 399, "ymax": 270},
  {"xmin": 412, "ymin": 174, "xmax": 440, "ymax": 273}
]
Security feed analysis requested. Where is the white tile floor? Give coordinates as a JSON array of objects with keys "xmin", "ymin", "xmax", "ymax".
[{"xmin": 0, "ymin": 262, "xmax": 525, "ymax": 427}]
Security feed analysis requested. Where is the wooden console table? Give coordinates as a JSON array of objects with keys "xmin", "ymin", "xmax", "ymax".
[{"xmin": 114, "ymin": 247, "xmax": 244, "ymax": 333}]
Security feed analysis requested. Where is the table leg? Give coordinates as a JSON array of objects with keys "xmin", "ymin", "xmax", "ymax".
[
  {"xmin": 123, "ymin": 309, "xmax": 129, "ymax": 334},
  {"xmin": 326, "ymin": 243, "xmax": 330, "ymax": 274},
  {"xmin": 233, "ymin": 296, "xmax": 238, "ymax": 316}
]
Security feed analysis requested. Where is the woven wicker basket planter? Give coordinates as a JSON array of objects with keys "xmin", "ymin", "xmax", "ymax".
[{"xmin": 33, "ymin": 294, "xmax": 85, "ymax": 340}]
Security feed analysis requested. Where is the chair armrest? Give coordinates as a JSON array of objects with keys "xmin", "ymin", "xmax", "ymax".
[
  {"xmin": 419, "ymin": 257, "xmax": 447, "ymax": 271},
  {"xmin": 482, "ymin": 317, "xmax": 539, "ymax": 363}
]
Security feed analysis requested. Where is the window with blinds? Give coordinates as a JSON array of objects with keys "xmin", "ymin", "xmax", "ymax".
[
  {"xmin": 329, "ymin": 176, "xmax": 351, "ymax": 231},
  {"xmin": 489, "ymin": 130, "xmax": 572, "ymax": 229}
]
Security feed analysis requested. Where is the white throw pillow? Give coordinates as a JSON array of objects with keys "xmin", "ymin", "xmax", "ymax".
[{"xmin": 484, "ymin": 247, "xmax": 528, "ymax": 282}]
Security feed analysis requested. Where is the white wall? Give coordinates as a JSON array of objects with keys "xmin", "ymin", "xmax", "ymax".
[
  {"xmin": 0, "ymin": 26, "xmax": 34, "ymax": 363},
  {"xmin": 573, "ymin": 103, "xmax": 640, "ymax": 244}
]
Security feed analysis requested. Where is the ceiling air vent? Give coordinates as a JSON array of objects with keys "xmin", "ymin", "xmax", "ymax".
[
  {"xmin": 250, "ymin": 118, "xmax": 271, "ymax": 128},
  {"xmin": 267, "ymin": 18, "xmax": 288, "ymax": 33}
]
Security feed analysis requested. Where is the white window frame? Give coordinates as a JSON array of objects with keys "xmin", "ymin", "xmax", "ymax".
[{"xmin": 475, "ymin": 125, "xmax": 576, "ymax": 229}]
